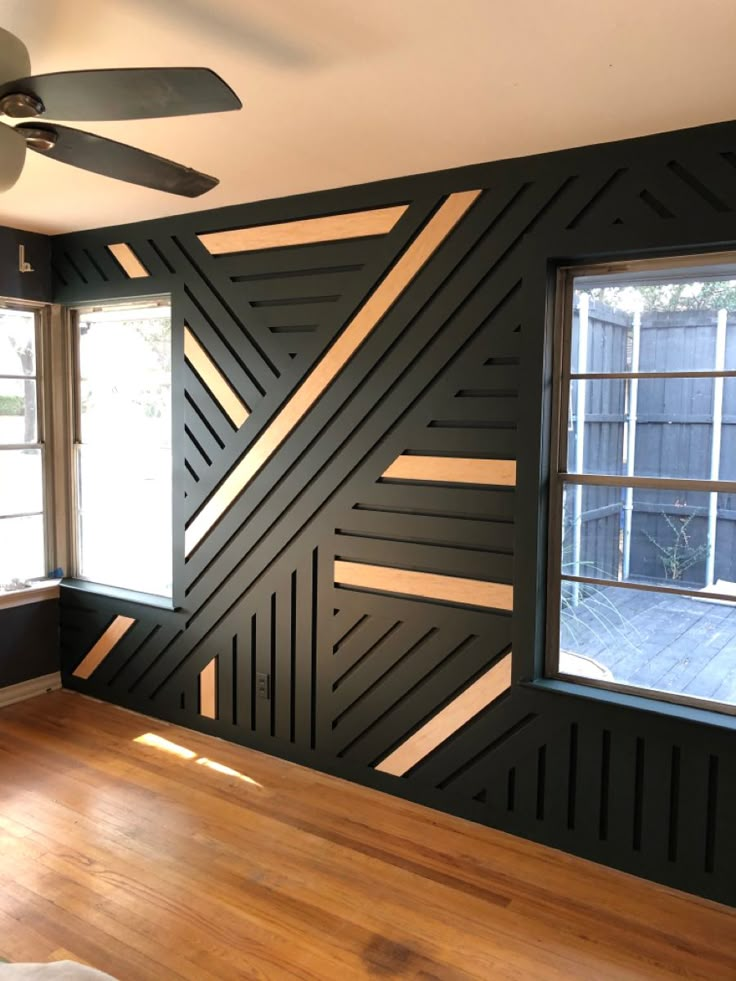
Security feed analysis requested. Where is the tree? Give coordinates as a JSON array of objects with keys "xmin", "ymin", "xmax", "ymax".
[
  {"xmin": 587, "ymin": 280, "xmax": 736, "ymax": 313},
  {"xmin": 6, "ymin": 331, "xmax": 35, "ymax": 444}
]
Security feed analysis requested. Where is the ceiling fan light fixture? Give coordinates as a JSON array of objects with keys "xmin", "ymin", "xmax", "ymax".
[
  {"xmin": 20, "ymin": 126, "xmax": 57, "ymax": 152},
  {"xmin": 0, "ymin": 92, "xmax": 44, "ymax": 118}
]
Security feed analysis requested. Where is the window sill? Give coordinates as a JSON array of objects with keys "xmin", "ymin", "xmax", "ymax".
[
  {"xmin": 62, "ymin": 577, "xmax": 177, "ymax": 611},
  {"xmin": 525, "ymin": 678, "xmax": 736, "ymax": 733},
  {"xmin": 0, "ymin": 579, "xmax": 61, "ymax": 611}
]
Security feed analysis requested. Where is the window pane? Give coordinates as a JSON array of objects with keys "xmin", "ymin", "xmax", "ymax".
[
  {"xmin": 76, "ymin": 304, "xmax": 172, "ymax": 597},
  {"xmin": 77, "ymin": 444, "xmax": 172, "ymax": 596},
  {"xmin": 0, "ymin": 377, "xmax": 38, "ymax": 444},
  {"xmin": 0, "ymin": 514, "xmax": 45, "ymax": 582},
  {"xmin": 0, "ymin": 448, "xmax": 43, "ymax": 515},
  {"xmin": 572, "ymin": 279, "xmax": 736, "ymax": 372},
  {"xmin": 571, "ymin": 298, "xmax": 633, "ymax": 373},
  {"xmin": 559, "ymin": 483, "xmax": 736, "ymax": 589},
  {"xmin": 79, "ymin": 310, "xmax": 171, "ymax": 448},
  {"xmin": 560, "ymin": 580, "xmax": 736, "ymax": 708},
  {"xmin": 0, "ymin": 310, "xmax": 36, "ymax": 376},
  {"xmin": 567, "ymin": 376, "xmax": 718, "ymax": 479}
]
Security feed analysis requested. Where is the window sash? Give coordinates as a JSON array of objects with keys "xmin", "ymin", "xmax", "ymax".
[
  {"xmin": 546, "ymin": 259, "xmax": 736, "ymax": 717},
  {"xmin": 71, "ymin": 300, "xmax": 173, "ymax": 598},
  {"xmin": 0, "ymin": 300, "xmax": 52, "ymax": 580}
]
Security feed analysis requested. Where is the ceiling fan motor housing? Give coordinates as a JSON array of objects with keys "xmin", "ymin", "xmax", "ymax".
[{"xmin": 0, "ymin": 28, "xmax": 31, "ymax": 85}]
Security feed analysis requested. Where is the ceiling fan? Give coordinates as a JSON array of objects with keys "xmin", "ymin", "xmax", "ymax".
[{"xmin": 0, "ymin": 28, "xmax": 242, "ymax": 197}]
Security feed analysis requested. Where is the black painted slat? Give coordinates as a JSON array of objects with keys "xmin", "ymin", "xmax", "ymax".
[
  {"xmin": 237, "ymin": 272, "xmax": 362, "ymax": 304},
  {"xmin": 331, "ymin": 620, "xmax": 427, "ymax": 719},
  {"xmin": 334, "ymin": 535, "xmax": 513, "ymax": 583},
  {"xmin": 358, "ymin": 484, "xmax": 516, "ymax": 522},
  {"xmin": 183, "ymin": 367, "xmax": 235, "ymax": 449},
  {"xmin": 184, "ymin": 396, "xmax": 223, "ymax": 465},
  {"xmin": 337, "ymin": 509, "xmax": 516, "ymax": 554},
  {"xmin": 330, "ymin": 614, "xmax": 398, "ymax": 686},
  {"xmin": 180, "ymin": 293, "xmax": 266, "ymax": 411},
  {"xmin": 211, "ymin": 237, "xmax": 383, "ymax": 279},
  {"xmin": 273, "ymin": 576, "xmax": 293, "ymax": 743},
  {"xmin": 337, "ymin": 629, "xmax": 487, "ymax": 764},
  {"xmin": 428, "ymin": 395, "xmax": 520, "ymax": 425}
]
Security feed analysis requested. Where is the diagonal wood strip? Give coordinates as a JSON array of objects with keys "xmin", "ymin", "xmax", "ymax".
[
  {"xmin": 334, "ymin": 560, "xmax": 513, "ymax": 611},
  {"xmin": 73, "ymin": 615, "xmax": 136, "ymax": 680},
  {"xmin": 107, "ymin": 243, "xmax": 150, "ymax": 278},
  {"xmin": 375, "ymin": 652, "xmax": 513, "ymax": 776},
  {"xmin": 199, "ymin": 657, "xmax": 217, "ymax": 719},
  {"xmin": 197, "ymin": 206, "xmax": 408, "ymax": 254},
  {"xmin": 382, "ymin": 455, "xmax": 516, "ymax": 486},
  {"xmin": 185, "ymin": 190, "xmax": 482, "ymax": 554},
  {"xmin": 184, "ymin": 326, "xmax": 249, "ymax": 428}
]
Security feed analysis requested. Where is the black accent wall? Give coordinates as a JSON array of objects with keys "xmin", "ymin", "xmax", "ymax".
[{"xmin": 53, "ymin": 120, "xmax": 736, "ymax": 906}]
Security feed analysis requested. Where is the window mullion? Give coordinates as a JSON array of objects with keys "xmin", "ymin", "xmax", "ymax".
[{"xmin": 559, "ymin": 473, "xmax": 736, "ymax": 495}]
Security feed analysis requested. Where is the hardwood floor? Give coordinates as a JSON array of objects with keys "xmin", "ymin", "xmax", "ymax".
[{"xmin": 0, "ymin": 692, "xmax": 733, "ymax": 980}]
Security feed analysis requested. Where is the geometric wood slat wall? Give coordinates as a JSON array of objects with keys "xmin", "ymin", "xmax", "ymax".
[{"xmin": 54, "ymin": 119, "xmax": 736, "ymax": 907}]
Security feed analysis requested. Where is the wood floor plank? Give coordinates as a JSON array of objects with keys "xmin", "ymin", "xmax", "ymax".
[{"xmin": 0, "ymin": 692, "xmax": 734, "ymax": 979}]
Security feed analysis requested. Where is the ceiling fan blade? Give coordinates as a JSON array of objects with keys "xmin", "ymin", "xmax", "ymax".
[
  {"xmin": 0, "ymin": 28, "xmax": 31, "ymax": 85},
  {"xmin": 0, "ymin": 122, "xmax": 26, "ymax": 191},
  {"xmin": 16, "ymin": 122, "xmax": 218, "ymax": 197},
  {"xmin": 0, "ymin": 68, "xmax": 241, "ymax": 121}
]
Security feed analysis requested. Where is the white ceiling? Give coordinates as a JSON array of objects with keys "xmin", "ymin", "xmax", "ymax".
[{"xmin": 1, "ymin": 0, "xmax": 736, "ymax": 235}]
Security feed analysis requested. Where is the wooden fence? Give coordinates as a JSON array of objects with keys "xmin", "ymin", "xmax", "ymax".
[{"xmin": 566, "ymin": 300, "xmax": 736, "ymax": 588}]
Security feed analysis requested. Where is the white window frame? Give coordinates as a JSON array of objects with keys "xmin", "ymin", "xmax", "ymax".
[
  {"xmin": 546, "ymin": 252, "xmax": 736, "ymax": 717},
  {"xmin": 0, "ymin": 297, "xmax": 58, "ymax": 584}
]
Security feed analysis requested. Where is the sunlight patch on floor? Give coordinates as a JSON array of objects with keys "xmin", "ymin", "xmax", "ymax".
[
  {"xmin": 134, "ymin": 732, "xmax": 197, "ymax": 759},
  {"xmin": 134, "ymin": 732, "xmax": 263, "ymax": 787},
  {"xmin": 196, "ymin": 757, "xmax": 262, "ymax": 786}
]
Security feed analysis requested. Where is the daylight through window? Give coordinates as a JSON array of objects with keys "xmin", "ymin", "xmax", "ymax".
[
  {"xmin": 549, "ymin": 256, "xmax": 736, "ymax": 713},
  {"xmin": 74, "ymin": 300, "xmax": 172, "ymax": 598}
]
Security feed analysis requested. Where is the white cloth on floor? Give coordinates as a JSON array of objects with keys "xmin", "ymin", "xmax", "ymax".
[{"xmin": 0, "ymin": 964, "xmax": 116, "ymax": 980}]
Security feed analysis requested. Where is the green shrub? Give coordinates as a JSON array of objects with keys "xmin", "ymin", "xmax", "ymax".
[{"xmin": 0, "ymin": 395, "xmax": 22, "ymax": 416}]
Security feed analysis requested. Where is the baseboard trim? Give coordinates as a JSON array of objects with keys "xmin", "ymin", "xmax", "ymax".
[{"xmin": 0, "ymin": 672, "xmax": 62, "ymax": 708}]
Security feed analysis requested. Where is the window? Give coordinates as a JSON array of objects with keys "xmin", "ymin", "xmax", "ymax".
[
  {"xmin": 0, "ymin": 302, "xmax": 50, "ymax": 583},
  {"xmin": 73, "ymin": 299, "xmax": 173, "ymax": 598},
  {"xmin": 548, "ymin": 255, "xmax": 736, "ymax": 713}
]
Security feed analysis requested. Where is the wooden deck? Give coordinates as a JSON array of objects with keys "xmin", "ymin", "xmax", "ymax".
[
  {"xmin": 0, "ymin": 691, "xmax": 734, "ymax": 979},
  {"xmin": 562, "ymin": 586, "xmax": 736, "ymax": 704}
]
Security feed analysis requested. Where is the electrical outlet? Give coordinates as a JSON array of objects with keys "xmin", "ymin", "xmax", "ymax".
[{"xmin": 256, "ymin": 672, "xmax": 270, "ymax": 700}]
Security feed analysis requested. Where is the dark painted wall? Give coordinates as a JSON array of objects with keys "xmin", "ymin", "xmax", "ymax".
[
  {"xmin": 0, "ymin": 601, "xmax": 59, "ymax": 688},
  {"xmin": 53, "ymin": 121, "xmax": 736, "ymax": 906},
  {"xmin": 0, "ymin": 225, "xmax": 51, "ymax": 301}
]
